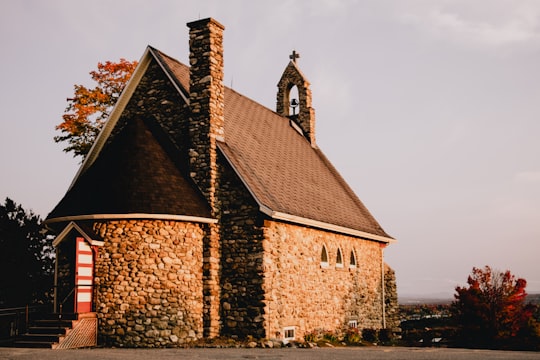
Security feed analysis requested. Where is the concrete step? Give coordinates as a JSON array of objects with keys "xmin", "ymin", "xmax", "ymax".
[
  {"xmin": 10, "ymin": 312, "xmax": 96, "ymax": 349},
  {"xmin": 12, "ymin": 313, "xmax": 75, "ymax": 348},
  {"xmin": 18, "ymin": 333, "xmax": 63, "ymax": 342},
  {"xmin": 38, "ymin": 313, "xmax": 78, "ymax": 321},
  {"xmin": 32, "ymin": 319, "xmax": 74, "ymax": 328},
  {"xmin": 27, "ymin": 326, "xmax": 68, "ymax": 335},
  {"xmin": 12, "ymin": 340, "xmax": 55, "ymax": 348}
]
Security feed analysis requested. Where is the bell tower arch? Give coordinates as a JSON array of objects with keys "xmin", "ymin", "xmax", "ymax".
[{"xmin": 276, "ymin": 50, "xmax": 316, "ymax": 146}]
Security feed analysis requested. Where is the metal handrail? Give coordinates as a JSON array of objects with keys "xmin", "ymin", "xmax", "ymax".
[
  {"xmin": 58, "ymin": 287, "xmax": 76, "ymax": 316},
  {"xmin": 58, "ymin": 284, "xmax": 93, "ymax": 316}
]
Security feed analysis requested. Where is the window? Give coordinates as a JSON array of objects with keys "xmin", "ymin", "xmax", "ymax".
[
  {"xmin": 349, "ymin": 250, "xmax": 357, "ymax": 269},
  {"xmin": 336, "ymin": 248, "xmax": 343, "ymax": 268},
  {"xmin": 283, "ymin": 326, "xmax": 295, "ymax": 343},
  {"xmin": 348, "ymin": 320, "xmax": 358, "ymax": 328},
  {"xmin": 320, "ymin": 245, "xmax": 329, "ymax": 268}
]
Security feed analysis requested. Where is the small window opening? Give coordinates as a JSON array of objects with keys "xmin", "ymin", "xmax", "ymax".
[
  {"xmin": 348, "ymin": 320, "xmax": 358, "ymax": 328},
  {"xmin": 350, "ymin": 250, "xmax": 357, "ymax": 269},
  {"xmin": 320, "ymin": 245, "xmax": 329, "ymax": 268},
  {"xmin": 283, "ymin": 326, "xmax": 295, "ymax": 344},
  {"xmin": 336, "ymin": 248, "xmax": 343, "ymax": 268}
]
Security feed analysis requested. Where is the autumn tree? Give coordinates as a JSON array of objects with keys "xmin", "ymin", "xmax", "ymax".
[
  {"xmin": 452, "ymin": 265, "xmax": 540, "ymax": 349},
  {"xmin": 55, "ymin": 59, "xmax": 138, "ymax": 159},
  {"xmin": 0, "ymin": 198, "xmax": 55, "ymax": 306}
]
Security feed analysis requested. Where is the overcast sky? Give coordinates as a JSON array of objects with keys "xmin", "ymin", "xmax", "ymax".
[{"xmin": 1, "ymin": 0, "xmax": 539, "ymax": 298}]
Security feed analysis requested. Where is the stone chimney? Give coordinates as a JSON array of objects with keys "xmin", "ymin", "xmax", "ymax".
[
  {"xmin": 187, "ymin": 18, "xmax": 225, "ymax": 211},
  {"xmin": 186, "ymin": 18, "xmax": 224, "ymax": 338}
]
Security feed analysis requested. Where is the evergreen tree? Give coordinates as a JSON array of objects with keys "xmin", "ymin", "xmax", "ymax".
[{"xmin": 0, "ymin": 198, "xmax": 54, "ymax": 306}]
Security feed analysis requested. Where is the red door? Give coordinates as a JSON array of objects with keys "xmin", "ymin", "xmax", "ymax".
[{"xmin": 75, "ymin": 237, "xmax": 93, "ymax": 313}]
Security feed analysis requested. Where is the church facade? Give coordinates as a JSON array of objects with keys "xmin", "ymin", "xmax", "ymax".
[{"xmin": 45, "ymin": 18, "xmax": 397, "ymax": 347}]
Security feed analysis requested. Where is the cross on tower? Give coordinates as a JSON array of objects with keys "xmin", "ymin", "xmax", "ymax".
[{"xmin": 289, "ymin": 50, "xmax": 300, "ymax": 63}]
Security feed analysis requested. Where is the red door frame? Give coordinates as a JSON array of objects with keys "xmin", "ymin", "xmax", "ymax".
[{"xmin": 75, "ymin": 237, "xmax": 94, "ymax": 313}]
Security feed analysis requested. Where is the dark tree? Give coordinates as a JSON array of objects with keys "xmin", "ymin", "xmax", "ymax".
[{"xmin": 0, "ymin": 198, "xmax": 54, "ymax": 306}]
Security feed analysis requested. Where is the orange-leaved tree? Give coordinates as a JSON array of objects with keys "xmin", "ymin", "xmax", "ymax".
[
  {"xmin": 452, "ymin": 265, "xmax": 539, "ymax": 349},
  {"xmin": 54, "ymin": 59, "xmax": 138, "ymax": 159}
]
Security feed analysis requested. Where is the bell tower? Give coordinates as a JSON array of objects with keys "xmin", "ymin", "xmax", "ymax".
[{"xmin": 276, "ymin": 51, "xmax": 316, "ymax": 146}]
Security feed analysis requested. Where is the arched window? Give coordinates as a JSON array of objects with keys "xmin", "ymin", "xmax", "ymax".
[
  {"xmin": 336, "ymin": 248, "xmax": 343, "ymax": 268},
  {"xmin": 320, "ymin": 245, "xmax": 329, "ymax": 268},
  {"xmin": 350, "ymin": 250, "xmax": 357, "ymax": 269}
]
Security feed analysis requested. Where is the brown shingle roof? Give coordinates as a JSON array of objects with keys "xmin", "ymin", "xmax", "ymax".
[
  {"xmin": 155, "ymin": 50, "xmax": 391, "ymax": 239},
  {"xmin": 47, "ymin": 116, "xmax": 211, "ymax": 220}
]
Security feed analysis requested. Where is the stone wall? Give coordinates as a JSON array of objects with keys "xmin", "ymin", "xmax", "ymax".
[
  {"xmin": 92, "ymin": 219, "xmax": 205, "ymax": 347},
  {"xmin": 217, "ymin": 155, "xmax": 266, "ymax": 338},
  {"xmin": 384, "ymin": 264, "xmax": 399, "ymax": 329},
  {"xmin": 262, "ymin": 221, "xmax": 385, "ymax": 340},
  {"xmin": 201, "ymin": 223, "xmax": 221, "ymax": 337}
]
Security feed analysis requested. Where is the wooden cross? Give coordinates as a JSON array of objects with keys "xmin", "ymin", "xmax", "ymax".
[{"xmin": 289, "ymin": 50, "xmax": 300, "ymax": 63}]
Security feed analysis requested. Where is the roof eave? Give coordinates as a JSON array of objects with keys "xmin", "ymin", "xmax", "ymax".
[
  {"xmin": 260, "ymin": 205, "xmax": 395, "ymax": 244},
  {"xmin": 45, "ymin": 213, "xmax": 217, "ymax": 227}
]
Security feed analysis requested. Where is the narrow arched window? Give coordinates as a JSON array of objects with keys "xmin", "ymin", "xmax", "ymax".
[
  {"xmin": 350, "ymin": 250, "xmax": 357, "ymax": 269},
  {"xmin": 336, "ymin": 248, "xmax": 343, "ymax": 268},
  {"xmin": 320, "ymin": 245, "xmax": 329, "ymax": 268}
]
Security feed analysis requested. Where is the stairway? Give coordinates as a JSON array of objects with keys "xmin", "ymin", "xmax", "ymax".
[{"xmin": 14, "ymin": 313, "xmax": 97, "ymax": 349}]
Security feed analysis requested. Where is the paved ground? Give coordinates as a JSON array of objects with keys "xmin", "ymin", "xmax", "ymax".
[{"xmin": 0, "ymin": 347, "xmax": 539, "ymax": 360}]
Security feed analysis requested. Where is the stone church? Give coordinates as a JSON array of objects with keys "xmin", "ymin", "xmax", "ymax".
[{"xmin": 45, "ymin": 17, "xmax": 398, "ymax": 347}]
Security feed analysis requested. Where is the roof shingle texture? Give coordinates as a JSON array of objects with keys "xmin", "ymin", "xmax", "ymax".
[
  {"xmin": 156, "ymin": 50, "xmax": 391, "ymax": 238},
  {"xmin": 47, "ymin": 116, "xmax": 211, "ymax": 220}
]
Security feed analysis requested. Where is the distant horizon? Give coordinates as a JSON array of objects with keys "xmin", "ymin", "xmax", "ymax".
[{"xmin": 399, "ymin": 291, "xmax": 540, "ymax": 304}]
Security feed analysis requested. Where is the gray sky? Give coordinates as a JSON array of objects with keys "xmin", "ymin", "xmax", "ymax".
[{"xmin": 1, "ymin": 0, "xmax": 539, "ymax": 298}]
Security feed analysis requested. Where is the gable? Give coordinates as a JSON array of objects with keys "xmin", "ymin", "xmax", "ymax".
[
  {"xmin": 52, "ymin": 221, "xmax": 103, "ymax": 247},
  {"xmin": 46, "ymin": 116, "xmax": 212, "ymax": 222}
]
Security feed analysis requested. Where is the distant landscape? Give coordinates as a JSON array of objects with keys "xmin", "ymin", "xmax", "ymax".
[
  {"xmin": 399, "ymin": 293, "xmax": 540, "ymax": 305},
  {"xmin": 399, "ymin": 295, "xmax": 453, "ymax": 305},
  {"xmin": 398, "ymin": 293, "xmax": 540, "ymax": 349}
]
